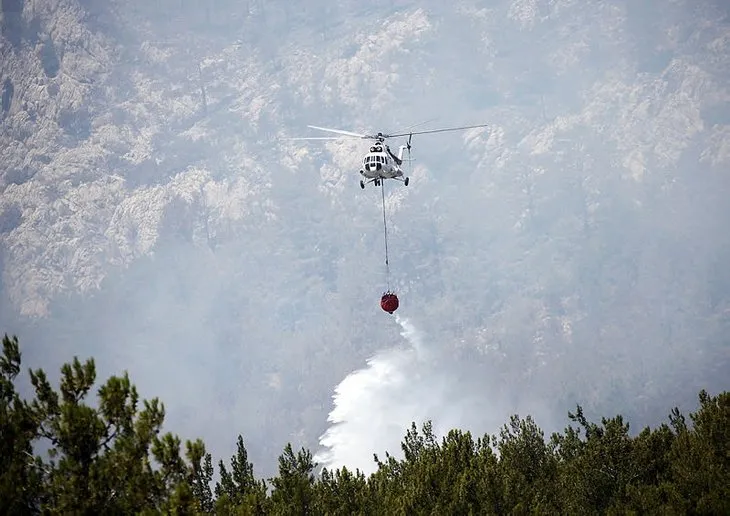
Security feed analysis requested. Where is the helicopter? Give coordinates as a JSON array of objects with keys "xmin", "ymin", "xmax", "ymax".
[{"xmin": 289, "ymin": 123, "xmax": 489, "ymax": 189}]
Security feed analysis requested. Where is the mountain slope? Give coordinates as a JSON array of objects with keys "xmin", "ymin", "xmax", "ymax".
[{"xmin": 2, "ymin": 0, "xmax": 729, "ymax": 476}]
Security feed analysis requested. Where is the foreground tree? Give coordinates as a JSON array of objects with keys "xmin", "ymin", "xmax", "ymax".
[
  {"xmin": 669, "ymin": 390, "xmax": 730, "ymax": 513},
  {"xmin": 1, "ymin": 332, "xmax": 728, "ymax": 514},
  {"xmin": 269, "ymin": 443, "xmax": 316, "ymax": 514},
  {"xmin": 314, "ymin": 466, "xmax": 370, "ymax": 515},
  {"xmin": 0, "ymin": 335, "xmax": 43, "ymax": 513},
  {"xmin": 215, "ymin": 434, "xmax": 268, "ymax": 514},
  {"xmin": 1, "ymin": 333, "xmax": 214, "ymax": 513}
]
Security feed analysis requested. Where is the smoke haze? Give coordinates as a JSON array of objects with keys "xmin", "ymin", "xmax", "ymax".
[{"xmin": 1, "ymin": 0, "xmax": 728, "ymax": 478}]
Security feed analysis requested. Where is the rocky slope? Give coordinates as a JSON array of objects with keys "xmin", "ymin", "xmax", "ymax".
[{"xmin": 2, "ymin": 0, "xmax": 728, "ymax": 475}]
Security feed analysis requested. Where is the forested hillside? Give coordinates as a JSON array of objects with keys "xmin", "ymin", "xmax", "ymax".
[
  {"xmin": 3, "ymin": 334, "xmax": 729, "ymax": 514},
  {"xmin": 2, "ymin": 0, "xmax": 729, "ymax": 481}
]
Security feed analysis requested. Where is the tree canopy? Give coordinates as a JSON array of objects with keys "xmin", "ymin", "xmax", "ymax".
[{"xmin": 2, "ymin": 333, "xmax": 728, "ymax": 514}]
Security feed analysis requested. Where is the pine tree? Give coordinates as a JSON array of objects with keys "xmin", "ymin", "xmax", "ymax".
[
  {"xmin": 0, "ymin": 334, "xmax": 44, "ymax": 513},
  {"xmin": 314, "ymin": 466, "xmax": 369, "ymax": 515},
  {"xmin": 215, "ymin": 434, "xmax": 268, "ymax": 514},
  {"xmin": 497, "ymin": 414, "xmax": 558, "ymax": 512},
  {"xmin": 3, "ymin": 334, "xmax": 212, "ymax": 513},
  {"xmin": 269, "ymin": 443, "xmax": 316, "ymax": 515},
  {"xmin": 3, "ymin": 332, "xmax": 729, "ymax": 513},
  {"xmin": 669, "ymin": 390, "xmax": 730, "ymax": 513}
]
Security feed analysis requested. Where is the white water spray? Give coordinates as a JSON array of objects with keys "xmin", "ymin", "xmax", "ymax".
[{"xmin": 315, "ymin": 315, "xmax": 493, "ymax": 476}]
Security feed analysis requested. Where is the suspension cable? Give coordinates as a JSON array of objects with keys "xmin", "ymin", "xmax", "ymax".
[{"xmin": 380, "ymin": 180, "xmax": 391, "ymax": 292}]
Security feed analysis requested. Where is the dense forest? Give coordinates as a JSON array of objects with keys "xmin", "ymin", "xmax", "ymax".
[{"xmin": 2, "ymin": 334, "xmax": 728, "ymax": 514}]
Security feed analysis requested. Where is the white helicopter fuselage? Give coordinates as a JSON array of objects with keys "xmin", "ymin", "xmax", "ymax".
[{"xmin": 359, "ymin": 144, "xmax": 407, "ymax": 180}]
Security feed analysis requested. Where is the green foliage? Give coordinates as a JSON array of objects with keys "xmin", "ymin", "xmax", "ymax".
[
  {"xmin": 1, "ymin": 334, "xmax": 43, "ymax": 513},
  {"xmin": 314, "ymin": 466, "xmax": 369, "ymax": 515},
  {"xmin": 269, "ymin": 443, "xmax": 316, "ymax": 514},
  {"xmin": 669, "ymin": 390, "xmax": 730, "ymax": 513},
  {"xmin": 1, "ymin": 333, "xmax": 728, "ymax": 514},
  {"xmin": 498, "ymin": 414, "xmax": 558, "ymax": 512},
  {"xmin": 215, "ymin": 435, "xmax": 268, "ymax": 514}
]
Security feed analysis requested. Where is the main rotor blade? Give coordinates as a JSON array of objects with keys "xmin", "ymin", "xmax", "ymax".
[
  {"xmin": 285, "ymin": 137, "xmax": 360, "ymax": 140},
  {"xmin": 307, "ymin": 125, "xmax": 370, "ymax": 138},
  {"xmin": 389, "ymin": 117, "xmax": 438, "ymax": 136},
  {"xmin": 387, "ymin": 123, "xmax": 489, "ymax": 138}
]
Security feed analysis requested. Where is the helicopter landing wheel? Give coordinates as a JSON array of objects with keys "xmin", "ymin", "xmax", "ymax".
[
  {"xmin": 405, "ymin": 177, "xmax": 409, "ymax": 186},
  {"xmin": 360, "ymin": 180, "xmax": 365, "ymax": 189}
]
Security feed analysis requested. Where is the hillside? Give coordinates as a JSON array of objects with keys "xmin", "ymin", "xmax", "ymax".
[{"xmin": 2, "ymin": 0, "xmax": 729, "ymax": 476}]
